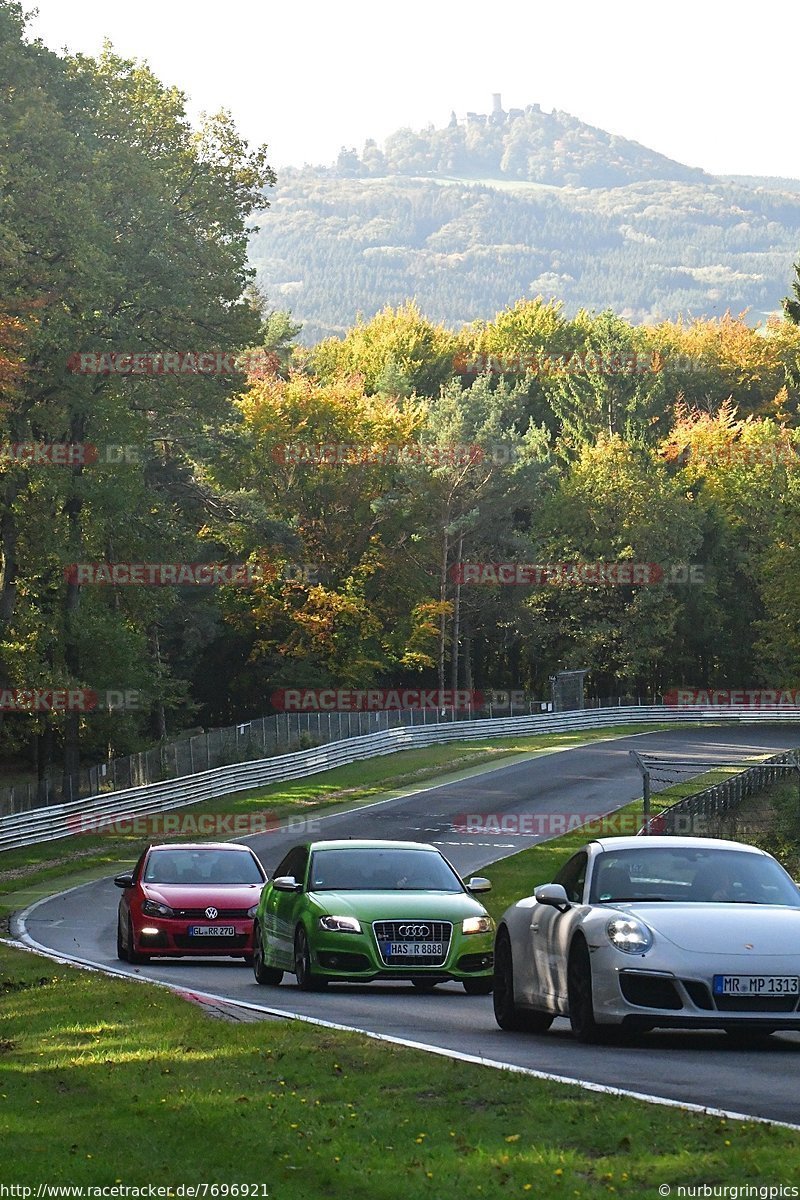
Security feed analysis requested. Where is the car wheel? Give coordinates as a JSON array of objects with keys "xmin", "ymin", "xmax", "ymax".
[
  {"xmin": 294, "ymin": 926, "xmax": 327, "ymax": 991},
  {"xmin": 493, "ymin": 929, "xmax": 553, "ymax": 1033},
  {"xmin": 253, "ymin": 924, "xmax": 283, "ymax": 986},
  {"xmin": 116, "ymin": 914, "xmax": 128, "ymax": 962},
  {"xmin": 463, "ymin": 976, "xmax": 494, "ymax": 995},
  {"xmin": 567, "ymin": 936, "xmax": 615, "ymax": 1044},
  {"xmin": 127, "ymin": 916, "xmax": 150, "ymax": 965},
  {"xmin": 412, "ymin": 978, "xmax": 439, "ymax": 993}
]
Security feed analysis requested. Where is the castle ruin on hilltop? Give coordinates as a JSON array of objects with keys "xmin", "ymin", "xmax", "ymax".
[{"xmin": 457, "ymin": 95, "xmax": 544, "ymax": 127}]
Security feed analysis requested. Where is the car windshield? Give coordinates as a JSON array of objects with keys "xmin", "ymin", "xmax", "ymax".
[
  {"xmin": 309, "ymin": 848, "xmax": 463, "ymax": 892},
  {"xmin": 143, "ymin": 849, "xmax": 263, "ymax": 885},
  {"xmin": 589, "ymin": 847, "xmax": 800, "ymax": 906}
]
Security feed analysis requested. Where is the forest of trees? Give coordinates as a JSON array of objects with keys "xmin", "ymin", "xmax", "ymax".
[{"xmin": 3, "ymin": 1, "xmax": 800, "ymax": 794}]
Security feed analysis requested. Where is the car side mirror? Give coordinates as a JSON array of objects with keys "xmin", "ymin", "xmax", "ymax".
[
  {"xmin": 534, "ymin": 883, "xmax": 571, "ymax": 913},
  {"xmin": 113, "ymin": 872, "xmax": 134, "ymax": 889},
  {"xmin": 273, "ymin": 875, "xmax": 302, "ymax": 892},
  {"xmin": 466, "ymin": 876, "xmax": 491, "ymax": 893}
]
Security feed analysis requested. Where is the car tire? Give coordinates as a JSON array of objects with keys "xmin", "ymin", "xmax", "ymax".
[
  {"xmin": 116, "ymin": 914, "xmax": 128, "ymax": 962},
  {"xmin": 294, "ymin": 927, "xmax": 327, "ymax": 991},
  {"xmin": 493, "ymin": 929, "xmax": 553, "ymax": 1033},
  {"xmin": 253, "ymin": 924, "xmax": 283, "ymax": 986},
  {"xmin": 567, "ymin": 936, "xmax": 616, "ymax": 1044},
  {"xmin": 463, "ymin": 976, "xmax": 494, "ymax": 995},
  {"xmin": 412, "ymin": 979, "xmax": 439, "ymax": 993},
  {"xmin": 127, "ymin": 916, "xmax": 150, "ymax": 965}
]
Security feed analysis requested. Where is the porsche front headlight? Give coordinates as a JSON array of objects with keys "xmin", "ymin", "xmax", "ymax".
[{"xmin": 606, "ymin": 917, "xmax": 653, "ymax": 954}]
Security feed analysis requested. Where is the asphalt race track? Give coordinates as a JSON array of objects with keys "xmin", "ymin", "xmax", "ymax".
[{"xmin": 16, "ymin": 725, "xmax": 800, "ymax": 1126}]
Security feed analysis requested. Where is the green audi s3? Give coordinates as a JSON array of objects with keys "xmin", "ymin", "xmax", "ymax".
[{"xmin": 252, "ymin": 839, "xmax": 495, "ymax": 993}]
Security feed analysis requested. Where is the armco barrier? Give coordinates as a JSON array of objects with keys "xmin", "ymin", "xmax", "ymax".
[{"xmin": 2, "ymin": 706, "xmax": 800, "ymax": 853}]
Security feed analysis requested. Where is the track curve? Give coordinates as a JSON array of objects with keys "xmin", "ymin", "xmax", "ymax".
[{"xmin": 16, "ymin": 725, "xmax": 800, "ymax": 1125}]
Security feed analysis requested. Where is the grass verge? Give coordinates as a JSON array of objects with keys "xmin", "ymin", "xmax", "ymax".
[
  {"xmin": 1, "ymin": 941, "xmax": 798, "ymax": 1194},
  {"xmin": 711, "ymin": 778, "xmax": 800, "ymax": 878}
]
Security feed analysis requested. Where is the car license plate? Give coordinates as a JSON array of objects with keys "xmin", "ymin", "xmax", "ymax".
[
  {"xmin": 713, "ymin": 974, "xmax": 799, "ymax": 996},
  {"xmin": 188, "ymin": 925, "xmax": 236, "ymax": 937},
  {"xmin": 386, "ymin": 942, "xmax": 444, "ymax": 956}
]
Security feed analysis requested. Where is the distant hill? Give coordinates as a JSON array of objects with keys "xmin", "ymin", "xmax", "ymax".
[
  {"xmin": 722, "ymin": 175, "xmax": 800, "ymax": 194},
  {"xmin": 348, "ymin": 101, "xmax": 712, "ymax": 189},
  {"xmin": 249, "ymin": 100, "xmax": 800, "ymax": 342}
]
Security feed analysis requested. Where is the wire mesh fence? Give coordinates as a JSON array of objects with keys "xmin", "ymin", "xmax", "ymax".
[
  {"xmin": 5, "ymin": 692, "xmax": 643, "ymax": 817},
  {"xmin": 647, "ymin": 751, "xmax": 800, "ymax": 836}
]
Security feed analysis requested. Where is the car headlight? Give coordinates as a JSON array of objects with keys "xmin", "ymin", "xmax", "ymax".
[
  {"xmin": 606, "ymin": 917, "xmax": 653, "ymax": 954},
  {"xmin": 318, "ymin": 915, "xmax": 362, "ymax": 934},
  {"xmin": 247, "ymin": 904, "xmax": 259, "ymax": 918},
  {"xmin": 462, "ymin": 915, "xmax": 495, "ymax": 935},
  {"xmin": 141, "ymin": 900, "xmax": 175, "ymax": 918}
]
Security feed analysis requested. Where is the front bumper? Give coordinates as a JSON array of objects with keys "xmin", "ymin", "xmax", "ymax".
[
  {"xmin": 309, "ymin": 924, "xmax": 494, "ymax": 983},
  {"xmin": 135, "ymin": 916, "xmax": 254, "ymax": 957},
  {"xmin": 590, "ymin": 944, "xmax": 800, "ymax": 1030}
]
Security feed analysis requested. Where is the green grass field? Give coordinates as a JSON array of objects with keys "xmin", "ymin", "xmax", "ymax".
[{"xmin": 2, "ymin": 942, "xmax": 798, "ymax": 1195}]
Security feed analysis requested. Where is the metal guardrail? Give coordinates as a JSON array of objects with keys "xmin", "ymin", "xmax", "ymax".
[
  {"xmin": 3, "ymin": 705, "xmax": 800, "ymax": 854},
  {"xmin": 647, "ymin": 750, "xmax": 800, "ymax": 835},
  {"xmin": 0, "ymin": 693, "xmax": 660, "ymax": 817}
]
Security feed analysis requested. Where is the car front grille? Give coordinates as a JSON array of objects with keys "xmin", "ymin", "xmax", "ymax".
[
  {"xmin": 372, "ymin": 920, "xmax": 452, "ymax": 967},
  {"xmin": 172, "ymin": 908, "xmax": 250, "ymax": 919},
  {"xmin": 619, "ymin": 972, "xmax": 683, "ymax": 1010},
  {"xmin": 714, "ymin": 995, "xmax": 800, "ymax": 1013}
]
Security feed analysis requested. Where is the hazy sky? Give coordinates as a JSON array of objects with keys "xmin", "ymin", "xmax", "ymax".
[{"xmin": 25, "ymin": 0, "xmax": 799, "ymax": 178}]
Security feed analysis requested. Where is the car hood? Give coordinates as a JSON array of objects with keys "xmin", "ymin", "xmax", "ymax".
[
  {"xmin": 307, "ymin": 890, "xmax": 488, "ymax": 921},
  {"xmin": 610, "ymin": 902, "xmax": 800, "ymax": 954},
  {"xmin": 142, "ymin": 883, "xmax": 263, "ymax": 908}
]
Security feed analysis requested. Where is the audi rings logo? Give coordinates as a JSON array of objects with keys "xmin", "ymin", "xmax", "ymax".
[
  {"xmin": 205, "ymin": 907, "xmax": 218, "ymax": 919},
  {"xmin": 398, "ymin": 924, "xmax": 430, "ymax": 938}
]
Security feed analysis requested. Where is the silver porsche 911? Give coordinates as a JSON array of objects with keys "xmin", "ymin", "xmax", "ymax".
[{"xmin": 493, "ymin": 836, "xmax": 800, "ymax": 1042}]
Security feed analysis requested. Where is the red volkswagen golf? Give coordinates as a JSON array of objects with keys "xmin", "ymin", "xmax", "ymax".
[{"xmin": 115, "ymin": 842, "xmax": 267, "ymax": 964}]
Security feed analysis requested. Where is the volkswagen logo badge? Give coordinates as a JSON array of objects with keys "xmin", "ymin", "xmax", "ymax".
[{"xmin": 205, "ymin": 907, "xmax": 218, "ymax": 919}]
